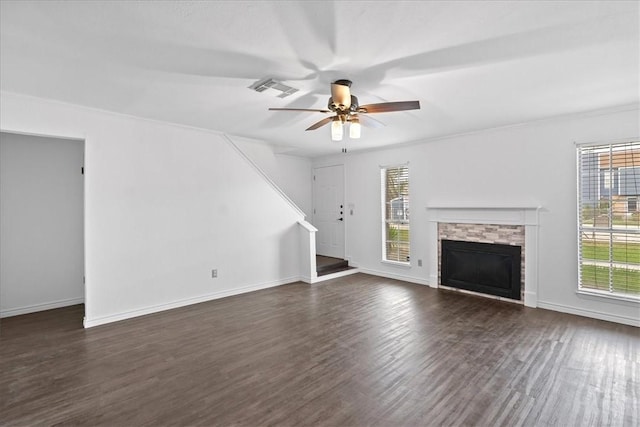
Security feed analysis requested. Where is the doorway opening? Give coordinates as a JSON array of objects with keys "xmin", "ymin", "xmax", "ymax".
[{"xmin": 0, "ymin": 132, "xmax": 85, "ymax": 327}]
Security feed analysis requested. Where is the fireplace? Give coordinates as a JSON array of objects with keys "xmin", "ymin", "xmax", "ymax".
[
  {"xmin": 441, "ymin": 239, "xmax": 522, "ymax": 300},
  {"xmin": 426, "ymin": 205, "xmax": 540, "ymax": 307}
]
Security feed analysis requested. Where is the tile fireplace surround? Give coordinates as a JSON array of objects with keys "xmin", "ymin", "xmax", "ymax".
[{"xmin": 426, "ymin": 205, "xmax": 541, "ymax": 307}]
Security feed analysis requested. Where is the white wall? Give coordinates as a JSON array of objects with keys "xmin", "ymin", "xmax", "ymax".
[
  {"xmin": 0, "ymin": 92, "xmax": 305, "ymax": 327},
  {"xmin": 314, "ymin": 107, "xmax": 640, "ymax": 326},
  {"xmin": 0, "ymin": 132, "xmax": 84, "ymax": 317},
  {"xmin": 232, "ymin": 137, "xmax": 312, "ymax": 217}
]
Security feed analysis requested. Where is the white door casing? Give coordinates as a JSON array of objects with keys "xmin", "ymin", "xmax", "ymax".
[{"xmin": 313, "ymin": 165, "xmax": 345, "ymax": 258}]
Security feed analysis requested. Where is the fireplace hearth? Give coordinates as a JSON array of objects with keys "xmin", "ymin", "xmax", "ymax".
[{"xmin": 441, "ymin": 239, "xmax": 522, "ymax": 300}]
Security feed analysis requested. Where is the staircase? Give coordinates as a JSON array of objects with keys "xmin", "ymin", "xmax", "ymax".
[{"xmin": 316, "ymin": 256, "xmax": 352, "ymax": 276}]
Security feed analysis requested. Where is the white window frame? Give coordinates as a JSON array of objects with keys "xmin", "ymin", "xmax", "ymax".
[
  {"xmin": 381, "ymin": 164, "xmax": 410, "ymax": 265},
  {"xmin": 577, "ymin": 140, "xmax": 640, "ymax": 301}
]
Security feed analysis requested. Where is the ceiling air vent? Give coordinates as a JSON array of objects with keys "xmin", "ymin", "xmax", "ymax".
[{"xmin": 249, "ymin": 78, "xmax": 298, "ymax": 98}]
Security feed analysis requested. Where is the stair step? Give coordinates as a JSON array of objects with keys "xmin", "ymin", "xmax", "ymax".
[{"xmin": 317, "ymin": 258, "xmax": 350, "ymax": 276}]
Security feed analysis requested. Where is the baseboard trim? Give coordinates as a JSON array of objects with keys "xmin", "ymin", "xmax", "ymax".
[
  {"xmin": 299, "ymin": 275, "xmax": 315, "ymax": 284},
  {"xmin": 428, "ymin": 274, "xmax": 439, "ymax": 288},
  {"xmin": 78, "ymin": 276, "xmax": 639, "ymax": 328},
  {"xmin": 1, "ymin": 297, "xmax": 84, "ymax": 318},
  {"xmin": 537, "ymin": 300, "xmax": 640, "ymax": 327},
  {"xmin": 309, "ymin": 268, "xmax": 360, "ymax": 283},
  {"xmin": 524, "ymin": 291, "xmax": 538, "ymax": 308},
  {"xmin": 359, "ymin": 268, "xmax": 429, "ymax": 286},
  {"xmin": 83, "ymin": 277, "xmax": 298, "ymax": 328}
]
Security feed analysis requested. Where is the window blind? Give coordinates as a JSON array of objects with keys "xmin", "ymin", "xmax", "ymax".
[
  {"xmin": 381, "ymin": 165, "xmax": 410, "ymax": 263},
  {"xmin": 577, "ymin": 141, "xmax": 640, "ymax": 298}
]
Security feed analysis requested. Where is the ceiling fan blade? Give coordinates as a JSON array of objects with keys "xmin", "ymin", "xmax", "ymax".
[
  {"xmin": 306, "ymin": 116, "xmax": 334, "ymax": 131},
  {"xmin": 269, "ymin": 108, "xmax": 331, "ymax": 113},
  {"xmin": 330, "ymin": 82, "xmax": 351, "ymax": 109},
  {"xmin": 358, "ymin": 101, "xmax": 421, "ymax": 114},
  {"xmin": 366, "ymin": 17, "xmax": 637, "ymax": 81},
  {"xmin": 357, "ymin": 114, "xmax": 386, "ymax": 129}
]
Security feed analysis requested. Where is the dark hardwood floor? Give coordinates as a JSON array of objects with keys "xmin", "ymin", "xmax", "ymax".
[{"xmin": 1, "ymin": 273, "xmax": 638, "ymax": 426}]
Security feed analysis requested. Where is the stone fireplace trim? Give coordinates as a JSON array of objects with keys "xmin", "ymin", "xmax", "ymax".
[{"xmin": 426, "ymin": 205, "xmax": 541, "ymax": 308}]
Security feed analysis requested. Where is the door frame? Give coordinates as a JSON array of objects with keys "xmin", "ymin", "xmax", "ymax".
[{"xmin": 312, "ymin": 163, "xmax": 346, "ymax": 259}]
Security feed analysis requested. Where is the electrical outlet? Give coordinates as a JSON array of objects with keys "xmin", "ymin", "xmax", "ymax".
[
  {"xmin": 418, "ymin": 259, "xmax": 423, "ymax": 267},
  {"xmin": 212, "ymin": 269, "xmax": 218, "ymax": 278}
]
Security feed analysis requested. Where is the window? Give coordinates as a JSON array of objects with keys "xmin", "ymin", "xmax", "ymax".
[
  {"xmin": 603, "ymin": 170, "xmax": 612, "ymax": 189},
  {"xmin": 381, "ymin": 165, "xmax": 410, "ymax": 263},
  {"xmin": 619, "ymin": 167, "xmax": 640, "ymax": 196},
  {"xmin": 577, "ymin": 141, "xmax": 640, "ymax": 298}
]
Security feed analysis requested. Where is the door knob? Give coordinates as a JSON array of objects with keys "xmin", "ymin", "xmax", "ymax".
[{"xmin": 337, "ymin": 218, "xmax": 344, "ymax": 221}]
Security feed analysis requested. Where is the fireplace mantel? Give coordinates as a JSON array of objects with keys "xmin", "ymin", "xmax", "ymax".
[
  {"xmin": 425, "ymin": 204, "xmax": 541, "ymax": 308},
  {"xmin": 426, "ymin": 205, "xmax": 541, "ymax": 226}
]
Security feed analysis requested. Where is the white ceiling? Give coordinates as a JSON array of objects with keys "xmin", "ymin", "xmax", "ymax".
[{"xmin": 1, "ymin": 1, "xmax": 638, "ymax": 157}]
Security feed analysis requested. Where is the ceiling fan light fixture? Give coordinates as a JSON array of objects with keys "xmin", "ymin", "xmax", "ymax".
[
  {"xmin": 331, "ymin": 118, "xmax": 343, "ymax": 141},
  {"xmin": 268, "ymin": 79, "xmax": 420, "ymax": 145},
  {"xmin": 349, "ymin": 118, "xmax": 361, "ymax": 139}
]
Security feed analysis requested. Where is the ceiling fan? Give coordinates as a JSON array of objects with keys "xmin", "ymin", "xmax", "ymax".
[{"xmin": 268, "ymin": 79, "xmax": 420, "ymax": 142}]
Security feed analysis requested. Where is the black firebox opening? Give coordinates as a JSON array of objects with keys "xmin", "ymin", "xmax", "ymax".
[{"xmin": 441, "ymin": 239, "xmax": 521, "ymax": 300}]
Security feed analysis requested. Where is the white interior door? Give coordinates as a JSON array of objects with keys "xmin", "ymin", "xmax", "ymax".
[{"xmin": 313, "ymin": 165, "xmax": 345, "ymax": 258}]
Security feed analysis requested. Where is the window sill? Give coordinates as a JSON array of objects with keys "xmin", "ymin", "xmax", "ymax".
[
  {"xmin": 577, "ymin": 289, "xmax": 640, "ymax": 304},
  {"xmin": 381, "ymin": 260, "xmax": 411, "ymax": 269}
]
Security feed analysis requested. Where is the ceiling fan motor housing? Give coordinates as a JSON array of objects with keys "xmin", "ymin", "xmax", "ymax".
[
  {"xmin": 328, "ymin": 95, "xmax": 359, "ymax": 113},
  {"xmin": 329, "ymin": 79, "xmax": 354, "ymax": 111}
]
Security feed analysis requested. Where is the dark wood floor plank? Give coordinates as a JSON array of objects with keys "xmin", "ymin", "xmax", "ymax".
[{"xmin": 1, "ymin": 273, "xmax": 638, "ymax": 426}]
